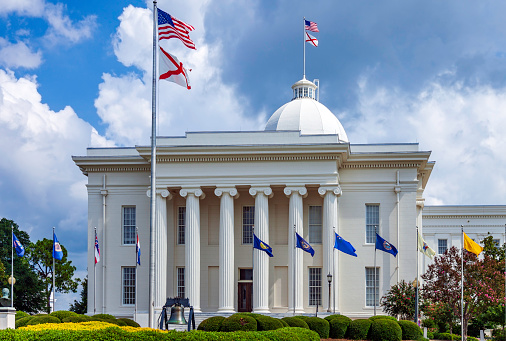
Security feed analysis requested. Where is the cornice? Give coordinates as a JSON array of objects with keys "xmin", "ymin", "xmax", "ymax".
[
  {"xmin": 78, "ymin": 166, "xmax": 150, "ymax": 173},
  {"xmin": 342, "ymin": 162, "xmax": 421, "ymax": 169},
  {"xmin": 155, "ymin": 154, "xmax": 340, "ymax": 163},
  {"xmin": 424, "ymin": 215, "xmax": 506, "ymax": 219}
]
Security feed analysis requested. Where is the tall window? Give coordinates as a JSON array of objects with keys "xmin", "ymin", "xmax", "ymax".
[
  {"xmin": 177, "ymin": 207, "xmax": 186, "ymax": 245},
  {"xmin": 309, "ymin": 206, "xmax": 322, "ymax": 243},
  {"xmin": 366, "ymin": 205, "xmax": 379, "ymax": 244},
  {"xmin": 122, "ymin": 267, "xmax": 136, "ymax": 305},
  {"xmin": 438, "ymin": 239, "xmax": 448, "ymax": 255},
  {"xmin": 177, "ymin": 267, "xmax": 185, "ymax": 298},
  {"xmin": 243, "ymin": 206, "xmax": 255, "ymax": 244},
  {"xmin": 123, "ymin": 206, "xmax": 136, "ymax": 245},
  {"xmin": 365, "ymin": 267, "xmax": 379, "ymax": 307},
  {"xmin": 308, "ymin": 267, "xmax": 322, "ymax": 306}
]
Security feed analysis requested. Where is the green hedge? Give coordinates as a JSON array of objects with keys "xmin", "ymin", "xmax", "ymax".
[
  {"xmin": 62, "ymin": 315, "xmax": 92, "ymax": 323},
  {"xmin": 369, "ymin": 315, "xmax": 397, "ymax": 322},
  {"xmin": 198, "ymin": 316, "xmax": 226, "ymax": 331},
  {"xmin": 347, "ymin": 318, "xmax": 372, "ymax": 340},
  {"xmin": 219, "ymin": 314, "xmax": 257, "ymax": 332},
  {"xmin": 255, "ymin": 315, "xmax": 284, "ymax": 331},
  {"xmin": 369, "ymin": 319, "xmax": 402, "ymax": 341},
  {"xmin": 15, "ymin": 316, "xmax": 33, "ymax": 328},
  {"xmin": 26, "ymin": 315, "xmax": 61, "ymax": 325},
  {"xmin": 50, "ymin": 310, "xmax": 80, "ymax": 322},
  {"xmin": 281, "ymin": 317, "xmax": 309, "ymax": 329},
  {"xmin": 117, "ymin": 318, "xmax": 140, "ymax": 327},
  {"xmin": 421, "ymin": 318, "xmax": 435, "ymax": 329},
  {"xmin": 397, "ymin": 320, "xmax": 422, "ymax": 340},
  {"xmin": 305, "ymin": 317, "xmax": 329, "ymax": 339},
  {"xmin": 280, "ymin": 319, "xmax": 289, "ymax": 327},
  {"xmin": 329, "ymin": 315, "xmax": 352, "ymax": 339},
  {"xmin": 293, "ymin": 315, "xmax": 309, "ymax": 321},
  {"xmin": 15, "ymin": 311, "xmax": 29, "ymax": 320}
]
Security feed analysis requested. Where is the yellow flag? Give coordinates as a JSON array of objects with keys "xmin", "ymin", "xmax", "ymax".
[{"xmin": 463, "ymin": 232, "xmax": 483, "ymax": 255}]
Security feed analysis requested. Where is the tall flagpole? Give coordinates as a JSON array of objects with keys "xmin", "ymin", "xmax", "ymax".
[
  {"xmin": 461, "ymin": 225, "xmax": 464, "ymax": 341},
  {"xmin": 293, "ymin": 224, "xmax": 296, "ymax": 316},
  {"xmin": 53, "ymin": 226, "xmax": 56, "ymax": 313},
  {"xmin": 94, "ymin": 227, "xmax": 97, "ymax": 314},
  {"xmin": 148, "ymin": 0, "xmax": 158, "ymax": 328},
  {"xmin": 374, "ymin": 227, "xmax": 377, "ymax": 316},
  {"xmin": 10, "ymin": 225, "xmax": 13, "ymax": 308},
  {"xmin": 303, "ymin": 17, "xmax": 306, "ymax": 79},
  {"xmin": 252, "ymin": 225, "xmax": 254, "ymax": 312},
  {"xmin": 415, "ymin": 226, "xmax": 419, "ymax": 324},
  {"xmin": 135, "ymin": 226, "xmax": 138, "ymax": 322},
  {"xmin": 504, "ymin": 224, "xmax": 505, "ymax": 336},
  {"xmin": 333, "ymin": 226, "xmax": 336, "ymax": 314}
]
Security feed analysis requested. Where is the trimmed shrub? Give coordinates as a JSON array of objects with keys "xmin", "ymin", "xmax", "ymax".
[
  {"xmin": 15, "ymin": 311, "xmax": 29, "ymax": 320},
  {"xmin": 282, "ymin": 316, "xmax": 309, "ymax": 329},
  {"xmin": 398, "ymin": 320, "xmax": 422, "ymax": 340},
  {"xmin": 15, "ymin": 316, "xmax": 33, "ymax": 328},
  {"xmin": 62, "ymin": 315, "xmax": 91, "ymax": 323},
  {"xmin": 25, "ymin": 315, "xmax": 61, "ymax": 326},
  {"xmin": 347, "ymin": 318, "xmax": 373, "ymax": 340},
  {"xmin": 427, "ymin": 331, "xmax": 434, "ymax": 339},
  {"xmin": 422, "ymin": 318, "xmax": 436, "ymax": 329},
  {"xmin": 255, "ymin": 315, "xmax": 284, "ymax": 331},
  {"xmin": 117, "ymin": 318, "xmax": 140, "ymax": 327},
  {"xmin": 50, "ymin": 310, "xmax": 79, "ymax": 322},
  {"xmin": 329, "ymin": 315, "xmax": 352, "ymax": 339},
  {"xmin": 198, "ymin": 316, "xmax": 226, "ymax": 331},
  {"xmin": 219, "ymin": 314, "xmax": 257, "ymax": 332},
  {"xmin": 265, "ymin": 327, "xmax": 320, "ymax": 341},
  {"xmin": 294, "ymin": 315, "xmax": 309, "ymax": 321},
  {"xmin": 280, "ymin": 319, "xmax": 289, "ymax": 327},
  {"xmin": 370, "ymin": 319, "xmax": 402, "ymax": 341},
  {"xmin": 305, "ymin": 316, "xmax": 330, "ymax": 339},
  {"xmin": 369, "ymin": 315, "xmax": 398, "ymax": 322},
  {"xmin": 92, "ymin": 313, "xmax": 116, "ymax": 320}
]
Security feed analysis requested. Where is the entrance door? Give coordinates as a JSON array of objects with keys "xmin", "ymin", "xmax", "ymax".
[{"xmin": 238, "ymin": 282, "xmax": 252, "ymax": 312}]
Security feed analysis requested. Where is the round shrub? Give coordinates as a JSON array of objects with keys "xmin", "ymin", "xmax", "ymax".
[
  {"xmin": 255, "ymin": 315, "xmax": 284, "ymax": 331},
  {"xmin": 294, "ymin": 315, "xmax": 309, "ymax": 321},
  {"xmin": 282, "ymin": 316, "xmax": 309, "ymax": 329},
  {"xmin": 398, "ymin": 320, "xmax": 422, "ymax": 340},
  {"xmin": 92, "ymin": 313, "xmax": 116, "ymax": 320},
  {"xmin": 15, "ymin": 311, "xmax": 29, "ymax": 320},
  {"xmin": 62, "ymin": 315, "xmax": 91, "ymax": 323},
  {"xmin": 305, "ymin": 316, "xmax": 330, "ymax": 339},
  {"xmin": 269, "ymin": 327, "xmax": 320, "ymax": 341},
  {"xmin": 347, "ymin": 318, "xmax": 372, "ymax": 340},
  {"xmin": 117, "ymin": 318, "xmax": 140, "ymax": 327},
  {"xmin": 280, "ymin": 319, "xmax": 289, "ymax": 327},
  {"xmin": 219, "ymin": 314, "xmax": 257, "ymax": 332},
  {"xmin": 370, "ymin": 315, "xmax": 398, "ymax": 322},
  {"xmin": 50, "ymin": 310, "xmax": 79, "ymax": 322},
  {"xmin": 329, "ymin": 315, "xmax": 352, "ymax": 339},
  {"xmin": 324, "ymin": 314, "xmax": 347, "ymax": 322},
  {"xmin": 422, "ymin": 318, "xmax": 435, "ymax": 329},
  {"xmin": 370, "ymin": 319, "xmax": 402, "ymax": 341},
  {"xmin": 15, "ymin": 316, "xmax": 33, "ymax": 328},
  {"xmin": 26, "ymin": 315, "xmax": 61, "ymax": 326},
  {"xmin": 198, "ymin": 316, "xmax": 226, "ymax": 331}
]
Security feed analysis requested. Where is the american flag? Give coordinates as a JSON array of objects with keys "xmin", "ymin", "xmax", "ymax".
[
  {"xmin": 305, "ymin": 19, "xmax": 319, "ymax": 32},
  {"xmin": 158, "ymin": 8, "xmax": 196, "ymax": 50}
]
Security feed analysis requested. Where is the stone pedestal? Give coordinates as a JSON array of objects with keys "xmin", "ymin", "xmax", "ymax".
[{"xmin": 0, "ymin": 308, "xmax": 15, "ymax": 329}]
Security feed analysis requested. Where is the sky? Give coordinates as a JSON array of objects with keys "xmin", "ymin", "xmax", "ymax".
[{"xmin": 1, "ymin": 0, "xmax": 506, "ymax": 310}]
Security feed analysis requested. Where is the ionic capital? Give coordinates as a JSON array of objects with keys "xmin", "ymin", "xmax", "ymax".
[
  {"xmin": 214, "ymin": 187, "xmax": 239, "ymax": 199},
  {"xmin": 180, "ymin": 187, "xmax": 206, "ymax": 200},
  {"xmin": 318, "ymin": 185, "xmax": 342, "ymax": 197},
  {"xmin": 249, "ymin": 186, "xmax": 273, "ymax": 198},
  {"xmin": 416, "ymin": 198, "xmax": 425, "ymax": 209},
  {"xmin": 284, "ymin": 186, "xmax": 308, "ymax": 198},
  {"xmin": 146, "ymin": 188, "xmax": 172, "ymax": 199}
]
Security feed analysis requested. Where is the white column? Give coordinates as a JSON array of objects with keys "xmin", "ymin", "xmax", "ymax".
[
  {"xmin": 180, "ymin": 187, "xmax": 205, "ymax": 312},
  {"xmin": 215, "ymin": 187, "xmax": 239, "ymax": 313},
  {"xmin": 154, "ymin": 189, "xmax": 171, "ymax": 314},
  {"xmin": 249, "ymin": 186, "xmax": 273, "ymax": 313},
  {"xmin": 284, "ymin": 186, "xmax": 307, "ymax": 314},
  {"xmin": 318, "ymin": 185, "xmax": 341, "ymax": 312}
]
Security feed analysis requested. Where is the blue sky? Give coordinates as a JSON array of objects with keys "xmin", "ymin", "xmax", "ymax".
[{"xmin": 1, "ymin": 0, "xmax": 506, "ymax": 310}]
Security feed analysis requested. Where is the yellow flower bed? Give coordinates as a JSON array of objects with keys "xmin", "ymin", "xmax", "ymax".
[{"xmin": 20, "ymin": 321, "xmax": 167, "ymax": 333}]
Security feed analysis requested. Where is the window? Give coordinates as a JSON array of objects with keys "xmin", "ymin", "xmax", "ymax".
[
  {"xmin": 122, "ymin": 267, "xmax": 136, "ymax": 305},
  {"xmin": 365, "ymin": 267, "xmax": 379, "ymax": 307},
  {"xmin": 309, "ymin": 206, "xmax": 322, "ymax": 243},
  {"xmin": 366, "ymin": 205, "xmax": 379, "ymax": 244},
  {"xmin": 438, "ymin": 239, "xmax": 448, "ymax": 255},
  {"xmin": 177, "ymin": 267, "xmax": 185, "ymax": 298},
  {"xmin": 308, "ymin": 267, "xmax": 322, "ymax": 306},
  {"xmin": 240, "ymin": 268, "xmax": 253, "ymax": 281},
  {"xmin": 123, "ymin": 206, "xmax": 136, "ymax": 245},
  {"xmin": 243, "ymin": 206, "xmax": 255, "ymax": 244},
  {"xmin": 178, "ymin": 207, "xmax": 186, "ymax": 245}
]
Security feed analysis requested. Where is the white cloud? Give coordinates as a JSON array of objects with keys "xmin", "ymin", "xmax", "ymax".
[
  {"xmin": 346, "ymin": 74, "xmax": 506, "ymax": 205},
  {"xmin": 43, "ymin": 3, "xmax": 97, "ymax": 45},
  {"xmin": 0, "ymin": 38, "xmax": 42, "ymax": 69},
  {"xmin": 0, "ymin": 0, "xmax": 45, "ymax": 17}
]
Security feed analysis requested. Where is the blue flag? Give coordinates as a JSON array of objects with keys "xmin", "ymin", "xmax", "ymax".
[
  {"xmin": 13, "ymin": 233, "xmax": 24, "ymax": 257},
  {"xmin": 295, "ymin": 232, "xmax": 314, "ymax": 257},
  {"xmin": 375, "ymin": 233, "xmax": 398, "ymax": 257},
  {"xmin": 53, "ymin": 232, "xmax": 63, "ymax": 260},
  {"xmin": 334, "ymin": 233, "xmax": 357, "ymax": 257},
  {"xmin": 253, "ymin": 234, "xmax": 273, "ymax": 257}
]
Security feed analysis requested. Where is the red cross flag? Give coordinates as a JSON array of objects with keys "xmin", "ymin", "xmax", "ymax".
[
  {"xmin": 159, "ymin": 47, "xmax": 191, "ymax": 89},
  {"xmin": 305, "ymin": 32, "xmax": 318, "ymax": 47}
]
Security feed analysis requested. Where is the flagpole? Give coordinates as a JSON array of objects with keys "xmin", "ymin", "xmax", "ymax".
[
  {"xmin": 135, "ymin": 226, "xmax": 138, "ymax": 322},
  {"xmin": 504, "ymin": 223, "xmax": 505, "ymax": 336},
  {"xmin": 374, "ymin": 229, "xmax": 377, "ymax": 316},
  {"xmin": 11, "ymin": 225, "xmax": 13, "ymax": 308},
  {"xmin": 94, "ymin": 227, "xmax": 97, "ymax": 315},
  {"xmin": 252, "ymin": 226, "xmax": 254, "ymax": 312},
  {"xmin": 53, "ymin": 226, "xmax": 56, "ymax": 313},
  {"xmin": 303, "ymin": 17, "xmax": 306, "ymax": 79},
  {"xmin": 148, "ymin": 0, "xmax": 158, "ymax": 328},
  {"xmin": 293, "ymin": 224, "xmax": 296, "ymax": 316},
  {"xmin": 333, "ymin": 226, "xmax": 336, "ymax": 314},
  {"xmin": 415, "ymin": 226, "xmax": 419, "ymax": 324},
  {"xmin": 461, "ymin": 225, "xmax": 464, "ymax": 341}
]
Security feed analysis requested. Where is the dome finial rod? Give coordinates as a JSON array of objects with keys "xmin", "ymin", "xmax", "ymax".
[{"xmin": 303, "ymin": 17, "xmax": 306, "ymax": 80}]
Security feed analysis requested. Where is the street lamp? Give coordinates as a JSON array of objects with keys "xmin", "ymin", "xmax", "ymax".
[
  {"xmin": 327, "ymin": 273, "xmax": 333, "ymax": 313},
  {"xmin": 7, "ymin": 276, "xmax": 15, "ymax": 286}
]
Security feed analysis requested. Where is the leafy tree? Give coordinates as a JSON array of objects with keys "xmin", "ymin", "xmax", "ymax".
[
  {"xmin": 421, "ymin": 246, "xmax": 504, "ymax": 339},
  {"xmin": 482, "ymin": 235, "xmax": 506, "ymax": 263},
  {"xmin": 421, "ymin": 301, "xmax": 458, "ymax": 333},
  {"xmin": 0, "ymin": 218, "xmax": 45, "ymax": 313},
  {"xmin": 380, "ymin": 279, "xmax": 416, "ymax": 320},
  {"xmin": 28, "ymin": 238, "xmax": 79, "ymax": 313},
  {"xmin": 69, "ymin": 276, "xmax": 87, "ymax": 314}
]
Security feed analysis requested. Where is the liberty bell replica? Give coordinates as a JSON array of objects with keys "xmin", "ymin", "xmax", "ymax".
[{"xmin": 167, "ymin": 302, "xmax": 187, "ymax": 325}]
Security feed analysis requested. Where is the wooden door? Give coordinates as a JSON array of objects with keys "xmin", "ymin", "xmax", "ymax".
[{"xmin": 238, "ymin": 282, "xmax": 252, "ymax": 312}]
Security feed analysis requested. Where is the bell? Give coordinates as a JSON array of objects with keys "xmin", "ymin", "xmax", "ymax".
[{"xmin": 167, "ymin": 304, "xmax": 187, "ymax": 325}]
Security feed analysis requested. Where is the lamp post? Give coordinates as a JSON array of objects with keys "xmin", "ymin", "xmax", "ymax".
[
  {"xmin": 8, "ymin": 276, "xmax": 15, "ymax": 308},
  {"xmin": 327, "ymin": 273, "xmax": 332, "ymax": 313}
]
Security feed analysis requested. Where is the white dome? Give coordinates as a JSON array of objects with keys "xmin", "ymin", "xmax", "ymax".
[{"xmin": 264, "ymin": 79, "xmax": 349, "ymax": 141}]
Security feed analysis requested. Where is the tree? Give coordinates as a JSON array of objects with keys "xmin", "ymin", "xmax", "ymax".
[
  {"xmin": 28, "ymin": 238, "xmax": 79, "ymax": 313},
  {"xmin": 0, "ymin": 218, "xmax": 45, "ymax": 313},
  {"xmin": 69, "ymin": 276, "xmax": 87, "ymax": 314},
  {"xmin": 380, "ymin": 279, "xmax": 416, "ymax": 320},
  {"xmin": 421, "ymin": 246, "xmax": 504, "ymax": 339}
]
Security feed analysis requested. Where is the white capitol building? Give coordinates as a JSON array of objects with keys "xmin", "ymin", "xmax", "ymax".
[{"xmin": 73, "ymin": 77, "xmax": 506, "ymax": 327}]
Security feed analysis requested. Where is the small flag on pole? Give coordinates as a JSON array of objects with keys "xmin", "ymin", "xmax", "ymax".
[
  {"xmin": 417, "ymin": 232, "xmax": 436, "ymax": 259},
  {"xmin": 305, "ymin": 32, "xmax": 318, "ymax": 47},
  {"xmin": 159, "ymin": 47, "xmax": 191, "ymax": 89},
  {"xmin": 13, "ymin": 233, "xmax": 24, "ymax": 257},
  {"xmin": 53, "ymin": 232, "xmax": 63, "ymax": 260},
  {"xmin": 463, "ymin": 232, "xmax": 483, "ymax": 255},
  {"xmin": 375, "ymin": 233, "xmax": 398, "ymax": 257},
  {"xmin": 295, "ymin": 232, "xmax": 314, "ymax": 257},
  {"xmin": 136, "ymin": 232, "xmax": 141, "ymax": 266},
  {"xmin": 334, "ymin": 233, "xmax": 357, "ymax": 257},
  {"xmin": 253, "ymin": 234, "xmax": 273, "ymax": 257},
  {"xmin": 158, "ymin": 8, "xmax": 196, "ymax": 50},
  {"xmin": 304, "ymin": 19, "xmax": 319, "ymax": 32},
  {"xmin": 94, "ymin": 230, "xmax": 100, "ymax": 264}
]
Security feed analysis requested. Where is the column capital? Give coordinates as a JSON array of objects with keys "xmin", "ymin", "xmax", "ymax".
[
  {"xmin": 416, "ymin": 198, "xmax": 425, "ymax": 209},
  {"xmin": 284, "ymin": 186, "xmax": 308, "ymax": 198},
  {"xmin": 146, "ymin": 188, "xmax": 172, "ymax": 199},
  {"xmin": 249, "ymin": 186, "xmax": 273, "ymax": 198},
  {"xmin": 318, "ymin": 185, "xmax": 342, "ymax": 197},
  {"xmin": 215, "ymin": 187, "xmax": 239, "ymax": 199},
  {"xmin": 180, "ymin": 187, "xmax": 206, "ymax": 200}
]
